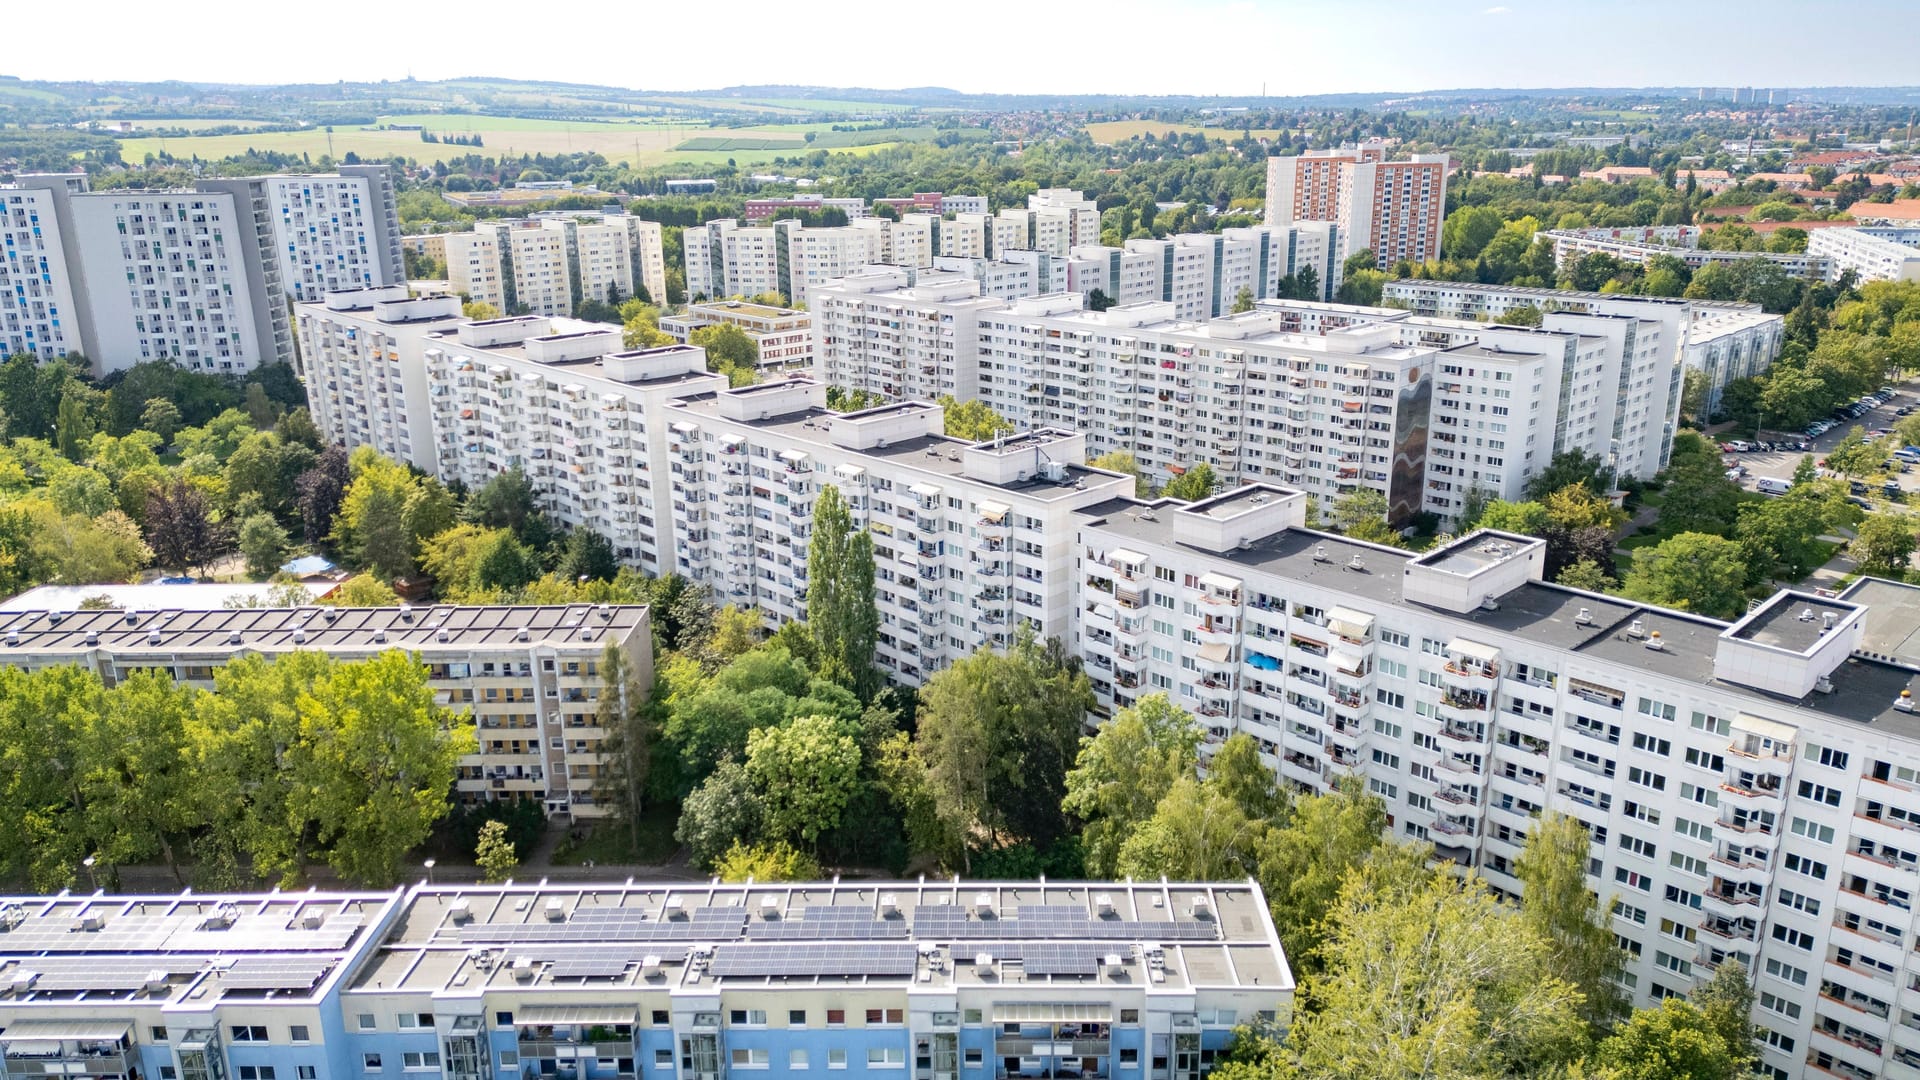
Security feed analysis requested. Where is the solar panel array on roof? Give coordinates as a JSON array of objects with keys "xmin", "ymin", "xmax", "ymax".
[
  {"xmin": 547, "ymin": 957, "xmax": 633, "ymax": 980},
  {"xmin": 0, "ymin": 912, "xmax": 363, "ymax": 954},
  {"xmin": 460, "ymin": 906, "xmax": 745, "ymax": 945},
  {"xmin": 911, "ymin": 906, "xmax": 1216, "ymax": 942},
  {"xmin": 221, "ymin": 958, "xmax": 334, "ymax": 991},
  {"xmin": 746, "ymin": 906, "xmax": 909, "ymax": 941},
  {"xmin": 7, "ymin": 956, "xmax": 203, "ymax": 992},
  {"xmin": 707, "ymin": 943, "xmax": 917, "ymax": 978}
]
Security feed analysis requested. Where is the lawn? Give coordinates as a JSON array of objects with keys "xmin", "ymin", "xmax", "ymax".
[{"xmin": 550, "ymin": 804, "xmax": 681, "ymax": 866}]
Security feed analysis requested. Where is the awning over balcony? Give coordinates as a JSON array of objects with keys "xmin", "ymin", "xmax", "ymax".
[
  {"xmin": 992, "ymin": 1003, "xmax": 1113, "ymax": 1023},
  {"xmin": 514, "ymin": 1005, "xmax": 637, "ymax": 1026},
  {"xmin": 778, "ymin": 449, "xmax": 809, "ymax": 465},
  {"xmin": 1731, "ymin": 713, "xmax": 1797, "ymax": 744},
  {"xmin": 909, "ymin": 483, "xmax": 942, "ymax": 498},
  {"xmin": 1197, "ymin": 572, "xmax": 1243, "ymax": 593},
  {"xmin": 1328, "ymin": 606, "xmax": 1374, "ymax": 639},
  {"xmin": 1331, "ymin": 650, "xmax": 1366, "ymax": 675},
  {"xmin": 1196, "ymin": 643, "xmax": 1231, "ymax": 663},
  {"xmin": 977, "ymin": 500, "xmax": 1010, "ymax": 523},
  {"xmin": 1108, "ymin": 548, "xmax": 1147, "ymax": 566},
  {"xmin": 0, "ymin": 1019, "xmax": 132, "ymax": 1042},
  {"xmin": 1446, "ymin": 638, "xmax": 1501, "ymax": 664}
]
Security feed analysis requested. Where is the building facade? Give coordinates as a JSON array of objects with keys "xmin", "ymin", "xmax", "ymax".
[
  {"xmin": 4, "ymin": 173, "xmax": 293, "ymax": 374},
  {"xmin": 1547, "ymin": 226, "xmax": 1831, "ymax": 280},
  {"xmin": 1072, "ymin": 484, "xmax": 1920, "ymax": 1080},
  {"xmin": 265, "ymin": 165, "xmax": 405, "ymax": 303},
  {"xmin": 1265, "ymin": 151, "xmax": 1449, "ymax": 269},
  {"xmin": 0, "ymin": 879, "xmax": 1290, "ymax": 1080},
  {"xmin": 0, "ymin": 602, "xmax": 651, "ymax": 819},
  {"xmin": 1806, "ymin": 226, "xmax": 1920, "ymax": 284},
  {"xmin": 661, "ymin": 300, "xmax": 815, "ymax": 371}
]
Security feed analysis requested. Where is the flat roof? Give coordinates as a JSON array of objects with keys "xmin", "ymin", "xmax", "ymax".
[
  {"xmin": 1842, "ymin": 577, "xmax": 1920, "ymax": 666},
  {"xmin": 354, "ymin": 880, "xmax": 1286, "ymax": 995},
  {"xmin": 1179, "ymin": 485, "xmax": 1300, "ymax": 521},
  {"xmin": 1410, "ymin": 531, "xmax": 1540, "ymax": 576},
  {"xmin": 1726, "ymin": 592, "xmax": 1858, "ymax": 654},
  {"xmin": 0, "ymin": 604, "xmax": 646, "ymax": 657}
]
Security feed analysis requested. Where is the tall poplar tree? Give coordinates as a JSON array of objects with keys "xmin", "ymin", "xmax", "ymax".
[{"xmin": 806, "ymin": 484, "xmax": 879, "ymax": 699}]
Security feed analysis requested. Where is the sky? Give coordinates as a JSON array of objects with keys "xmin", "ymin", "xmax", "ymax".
[{"xmin": 12, "ymin": 0, "xmax": 1918, "ymax": 97}]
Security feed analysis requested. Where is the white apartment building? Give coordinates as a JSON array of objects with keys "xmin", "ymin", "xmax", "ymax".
[
  {"xmin": 1073, "ymin": 483, "xmax": 1920, "ymax": 1080},
  {"xmin": 1548, "ymin": 226, "xmax": 1831, "ymax": 280},
  {"xmin": 812, "ymin": 270, "xmax": 1005, "ymax": 402},
  {"xmin": 685, "ymin": 218, "xmax": 787, "ymax": 303},
  {"xmin": 265, "ymin": 165, "xmax": 404, "ymax": 303},
  {"xmin": 1382, "ymin": 279, "xmax": 1781, "ymax": 432},
  {"xmin": 1266, "ymin": 151, "xmax": 1448, "ymax": 269},
  {"xmin": 0, "ymin": 601, "xmax": 652, "ymax": 820},
  {"xmin": 994, "ymin": 191, "xmax": 1099, "ymax": 257},
  {"xmin": 785, "ymin": 225, "xmax": 886, "ymax": 309},
  {"xmin": 890, "ymin": 214, "xmax": 936, "ymax": 268},
  {"xmin": 1807, "ymin": 226, "xmax": 1920, "ymax": 284},
  {"xmin": 660, "ymin": 299, "xmax": 814, "ymax": 370},
  {"xmin": 663, "ymin": 379, "xmax": 1133, "ymax": 684},
  {"xmin": 1058, "ymin": 224, "xmax": 1340, "ymax": 312},
  {"xmin": 1029, "ymin": 188, "xmax": 1103, "ymax": 248},
  {"xmin": 296, "ymin": 295, "xmax": 727, "ymax": 578},
  {"xmin": 940, "ymin": 213, "xmax": 992, "ymax": 260},
  {"xmin": 446, "ymin": 220, "xmax": 572, "ymax": 317},
  {"xmin": 8, "ymin": 173, "xmax": 293, "ymax": 375}
]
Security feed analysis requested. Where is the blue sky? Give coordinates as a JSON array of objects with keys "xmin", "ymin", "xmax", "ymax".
[{"xmin": 13, "ymin": 0, "xmax": 1918, "ymax": 94}]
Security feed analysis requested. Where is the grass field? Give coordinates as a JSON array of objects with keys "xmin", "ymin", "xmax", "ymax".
[
  {"xmin": 112, "ymin": 113, "xmax": 921, "ymax": 167},
  {"xmin": 1086, "ymin": 120, "xmax": 1290, "ymax": 143}
]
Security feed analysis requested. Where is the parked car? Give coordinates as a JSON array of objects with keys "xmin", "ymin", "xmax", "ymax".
[
  {"xmin": 1885, "ymin": 478, "xmax": 1905, "ymax": 497},
  {"xmin": 1850, "ymin": 496, "xmax": 1875, "ymax": 511},
  {"xmin": 1898, "ymin": 406, "xmax": 1913, "ymax": 416},
  {"xmin": 1852, "ymin": 480, "xmax": 1871, "ymax": 495},
  {"xmin": 1757, "ymin": 477, "xmax": 1794, "ymax": 496}
]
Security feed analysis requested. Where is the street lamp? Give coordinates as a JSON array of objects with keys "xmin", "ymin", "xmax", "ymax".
[
  {"xmin": 423, "ymin": 858, "xmax": 437, "ymax": 884},
  {"xmin": 81, "ymin": 856, "xmax": 98, "ymax": 893}
]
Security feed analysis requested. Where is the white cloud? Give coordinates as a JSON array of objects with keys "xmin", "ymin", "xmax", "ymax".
[{"xmin": 1484, "ymin": 4, "xmax": 1511, "ymax": 12}]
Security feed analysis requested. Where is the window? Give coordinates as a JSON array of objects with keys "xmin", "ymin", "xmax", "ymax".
[
  {"xmin": 791, "ymin": 1050, "xmax": 810, "ymax": 1069},
  {"xmin": 965, "ymin": 1010, "xmax": 983, "ymax": 1024},
  {"xmin": 498, "ymin": 1012, "xmax": 516, "ymax": 1027},
  {"xmin": 1806, "ymin": 744, "xmax": 1849, "ymax": 770},
  {"xmin": 362, "ymin": 1056, "xmax": 384, "ymax": 1072},
  {"xmin": 237, "ymin": 1069, "xmax": 276, "ymax": 1080},
  {"xmin": 400, "ymin": 1013, "xmax": 433, "ymax": 1030},
  {"xmin": 1777, "ymin": 888, "xmax": 1820, "ymax": 916},
  {"xmin": 1679, "ymin": 782, "xmax": 1718, "ymax": 807},
  {"xmin": 1664, "ymin": 884, "xmax": 1702, "ymax": 910},
  {"xmin": 1624, "ymin": 801, "xmax": 1660, "ymax": 825},
  {"xmin": 965, "ymin": 1050, "xmax": 984, "ymax": 1067},
  {"xmin": 827, "ymin": 1010, "xmax": 846, "ymax": 1027},
  {"xmin": 866, "ymin": 1009, "xmax": 904, "ymax": 1025},
  {"xmin": 1612, "ymin": 900, "xmax": 1647, "ymax": 925},
  {"xmin": 402, "ymin": 1053, "xmax": 441, "ymax": 1071},
  {"xmin": 1120, "ymin": 1009, "xmax": 1140, "ymax": 1023},
  {"xmin": 1758, "ymin": 991, "xmax": 1801, "ymax": 1020},
  {"xmin": 1783, "ymin": 852, "xmax": 1828, "ymax": 880},
  {"xmin": 1632, "ymin": 733, "xmax": 1671, "ymax": 756},
  {"xmin": 651, "ymin": 1011, "xmax": 670, "ymax": 1026},
  {"xmin": 1637, "ymin": 697, "xmax": 1676, "ymax": 722},
  {"xmin": 1613, "ymin": 867, "xmax": 1651, "ymax": 892},
  {"xmin": 1690, "ymin": 711, "xmax": 1729, "ymax": 736},
  {"xmin": 357, "ymin": 1014, "xmax": 377, "ymax": 1031},
  {"xmin": 1790, "ymin": 817, "xmax": 1835, "ymax": 843},
  {"xmin": 500, "ymin": 1054, "xmax": 520, "ymax": 1070},
  {"xmin": 1673, "ymin": 818, "xmax": 1712, "ymax": 844},
  {"xmin": 656, "ymin": 1052, "xmax": 674, "ymax": 1067},
  {"xmin": 867, "ymin": 1048, "xmax": 905, "ymax": 1066},
  {"xmin": 1668, "ymin": 852, "xmax": 1707, "ymax": 878},
  {"xmin": 1627, "ymin": 766, "xmax": 1665, "ymax": 791},
  {"xmin": 1771, "ymin": 925, "xmax": 1814, "ymax": 951},
  {"xmin": 289, "ymin": 1026, "xmax": 309, "ymax": 1043},
  {"xmin": 731, "ymin": 1049, "xmax": 770, "ymax": 1068},
  {"xmin": 828, "ymin": 1050, "xmax": 848, "ymax": 1070},
  {"xmin": 1796, "ymin": 780, "xmax": 1841, "ymax": 807},
  {"xmin": 731, "ymin": 1010, "xmax": 768, "ymax": 1026},
  {"xmin": 298, "ymin": 1070, "xmax": 317, "ymax": 1080},
  {"xmin": 231, "ymin": 1026, "xmax": 269, "ymax": 1042},
  {"xmin": 151, "ymin": 1027, "xmax": 169, "ymax": 1043},
  {"xmin": 1762, "ymin": 1031, "xmax": 1794, "ymax": 1054},
  {"xmin": 1764, "ymin": 957, "xmax": 1808, "ymax": 986},
  {"xmin": 1619, "ymin": 834, "xmax": 1658, "ymax": 859},
  {"xmin": 1119, "ymin": 1050, "xmax": 1138, "ymax": 1066},
  {"xmin": 1659, "ymin": 917, "xmax": 1696, "ymax": 944}
]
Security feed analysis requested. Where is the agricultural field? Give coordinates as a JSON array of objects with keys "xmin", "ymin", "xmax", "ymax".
[{"xmin": 1085, "ymin": 119, "xmax": 1291, "ymax": 143}]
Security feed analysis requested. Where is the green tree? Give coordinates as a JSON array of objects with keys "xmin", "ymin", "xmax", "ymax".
[
  {"xmin": 1163, "ymin": 462, "xmax": 1217, "ymax": 502},
  {"xmin": 916, "ymin": 630, "xmax": 1092, "ymax": 862},
  {"xmin": 806, "ymin": 484, "xmax": 880, "ymax": 698},
  {"xmin": 594, "ymin": 639, "xmax": 653, "ymax": 849},
  {"xmin": 464, "ymin": 467, "xmax": 542, "ymax": 541},
  {"xmin": 141, "ymin": 398, "xmax": 183, "ymax": 445},
  {"xmin": 691, "ymin": 323, "xmax": 761, "ymax": 386},
  {"xmin": 1824, "ymin": 426, "xmax": 1886, "ymax": 477},
  {"xmin": 713, "ymin": 839, "xmax": 821, "ymax": 883},
  {"xmin": 238, "ymin": 512, "xmax": 290, "ymax": 579},
  {"xmin": 471, "ymin": 530, "xmax": 539, "ymax": 592},
  {"xmin": 746, "ymin": 714, "xmax": 862, "ymax": 847},
  {"xmin": 1253, "ymin": 776, "xmax": 1387, "ymax": 977},
  {"xmin": 0, "ymin": 664, "xmax": 101, "ymax": 889},
  {"xmin": 463, "ymin": 300, "xmax": 501, "ymax": 320},
  {"xmin": 1477, "ymin": 498, "xmax": 1553, "ymax": 536},
  {"xmin": 1591, "ymin": 998, "xmax": 1738, "ymax": 1080},
  {"xmin": 1062, "ymin": 693, "xmax": 1201, "ymax": 876},
  {"xmin": 1207, "ymin": 732, "xmax": 1287, "ymax": 823},
  {"xmin": 144, "ymin": 477, "xmax": 223, "ymax": 575},
  {"xmin": 1516, "ymin": 812, "xmax": 1627, "ymax": 1029},
  {"xmin": 676, "ymin": 758, "xmax": 763, "ymax": 869},
  {"xmin": 54, "ymin": 386, "xmax": 96, "ymax": 461},
  {"xmin": 1557, "ymin": 558, "xmax": 1616, "ymax": 592},
  {"xmin": 937, "ymin": 396, "xmax": 1015, "ymax": 442},
  {"xmin": 475, "ymin": 819, "xmax": 518, "ymax": 883},
  {"xmin": 1288, "ymin": 850, "xmax": 1588, "ymax": 1080},
  {"xmin": 1850, "ymin": 512, "xmax": 1918, "ymax": 576},
  {"xmin": 1088, "ymin": 450, "xmax": 1147, "ymax": 496},
  {"xmin": 558, "ymin": 527, "xmax": 619, "ymax": 584},
  {"xmin": 1526, "ymin": 450, "xmax": 1614, "ymax": 500},
  {"xmin": 85, "ymin": 668, "xmax": 201, "ymax": 883},
  {"xmin": 1329, "ymin": 487, "xmax": 1391, "ymax": 533},
  {"xmin": 1116, "ymin": 776, "xmax": 1265, "ymax": 880},
  {"xmin": 333, "ymin": 455, "xmax": 418, "ymax": 579},
  {"xmin": 1230, "ymin": 286, "xmax": 1255, "ymax": 313},
  {"xmin": 1735, "ymin": 489, "xmax": 1842, "ymax": 582},
  {"xmin": 1622, "ymin": 532, "xmax": 1750, "ymax": 618},
  {"xmin": 322, "ymin": 574, "xmax": 402, "ymax": 606},
  {"xmin": 1690, "ymin": 959, "xmax": 1758, "ymax": 1074},
  {"xmin": 1336, "ymin": 268, "xmax": 1387, "ymax": 306},
  {"xmin": 1500, "ymin": 302, "xmax": 1544, "ymax": 327}
]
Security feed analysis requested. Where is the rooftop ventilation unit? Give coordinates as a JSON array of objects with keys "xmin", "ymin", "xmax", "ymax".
[
  {"xmin": 125, "ymin": 610, "xmax": 140, "ymax": 624},
  {"xmin": 1898, "ymin": 690, "xmax": 1915, "ymax": 712},
  {"xmin": 371, "ymin": 628, "xmax": 387, "ymax": 644},
  {"xmin": 879, "ymin": 894, "xmax": 899, "ymax": 918},
  {"xmin": 202, "ymin": 907, "xmax": 235, "ymax": 930},
  {"xmin": 1798, "ymin": 607, "xmax": 1817, "ymax": 622},
  {"xmin": 1095, "ymin": 893, "xmax": 1114, "ymax": 917},
  {"xmin": 759, "ymin": 896, "xmax": 780, "ymax": 920},
  {"xmin": 298, "ymin": 910, "xmax": 326, "ymax": 930},
  {"xmin": 1346, "ymin": 554, "xmax": 1366, "ymax": 572},
  {"xmin": 293, "ymin": 627, "xmax": 307, "ymax": 644},
  {"xmin": 399, "ymin": 604, "xmax": 413, "ymax": 621},
  {"xmin": 1645, "ymin": 630, "xmax": 1664, "ymax": 651},
  {"xmin": 323, "ymin": 609, "xmax": 339, "ymax": 622},
  {"xmin": 147, "ymin": 629, "xmax": 163, "ymax": 645},
  {"xmin": 448, "ymin": 898, "xmax": 472, "ymax": 923},
  {"xmin": 1189, "ymin": 896, "xmax": 1212, "ymax": 920},
  {"xmin": 974, "ymin": 952, "xmax": 994, "ymax": 969},
  {"xmin": 1105, "ymin": 953, "xmax": 1126, "ymax": 974},
  {"xmin": 974, "ymin": 893, "xmax": 995, "ymax": 917},
  {"xmin": 1823, "ymin": 612, "xmax": 1838, "ymax": 631},
  {"xmin": 1815, "ymin": 677, "xmax": 1835, "ymax": 694},
  {"xmin": 516, "ymin": 626, "xmax": 531, "ymax": 642},
  {"xmin": 4, "ymin": 629, "xmax": 17, "ymax": 646},
  {"xmin": 663, "ymin": 897, "xmax": 684, "ymax": 919},
  {"xmin": 9, "ymin": 971, "xmax": 38, "ymax": 994},
  {"xmin": 1574, "ymin": 607, "xmax": 1592, "ymax": 625},
  {"xmin": 641, "ymin": 954, "xmax": 663, "ymax": 978},
  {"xmin": 144, "ymin": 970, "xmax": 169, "ymax": 994},
  {"xmin": 511, "ymin": 957, "xmax": 535, "ymax": 982},
  {"xmin": 543, "ymin": 899, "xmax": 566, "ymax": 921},
  {"xmin": 79, "ymin": 912, "xmax": 106, "ymax": 931},
  {"xmin": 1313, "ymin": 545, "xmax": 1330, "ymax": 562},
  {"xmin": 84, "ymin": 631, "xmax": 99, "ymax": 646},
  {"xmin": 1626, "ymin": 619, "xmax": 1646, "ymax": 639},
  {"xmin": 437, "ymin": 627, "xmax": 451, "ymax": 643},
  {"xmin": 228, "ymin": 629, "xmax": 244, "ymax": 644}
]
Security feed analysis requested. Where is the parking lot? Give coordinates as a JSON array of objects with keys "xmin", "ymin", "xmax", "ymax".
[{"xmin": 1717, "ymin": 378, "xmax": 1920, "ymax": 504}]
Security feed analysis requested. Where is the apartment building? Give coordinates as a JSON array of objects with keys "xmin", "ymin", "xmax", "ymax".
[
  {"xmin": 296, "ymin": 296, "xmax": 727, "ymax": 578},
  {"xmin": 1806, "ymin": 226, "xmax": 1920, "ymax": 284},
  {"xmin": 265, "ymin": 165, "xmax": 405, "ymax": 303},
  {"xmin": 0, "ymin": 878, "xmax": 1289, "ymax": 1080},
  {"xmin": 812, "ymin": 270, "xmax": 1004, "ymax": 402},
  {"xmin": 1548, "ymin": 226, "xmax": 1831, "ymax": 280},
  {"xmin": 940, "ymin": 214, "xmax": 993, "ymax": 260},
  {"xmin": 447, "ymin": 221, "xmax": 572, "ymax": 317},
  {"xmin": 1073, "ymin": 483, "xmax": 1920, "ymax": 1080},
  {"xmin": 661, "ymin": 300, "xmax": 815, "ymax": 370},
  {"xmin": 685, "ymin": 219, "xmax": 788, "ymax": 304},
  {"xmin": 1265, "ymin": 151, "xmax": 1449, "ymax": 269},
  {"xmin": 401, "ymin": 232, "xmax": 449, "ymax": 267},
  {"xmin": 994, "ymin": 190, "xmax": 1102, "ymax": 257},
  {"xmin": 1060, "ymin": 224, "xmax": 1340, "ymax": 311},
  {"xmin": 664, "ymin": 379, "xmax": 1133, "ymax": 683},
  {"xmin": 3, "ymin": 173, "xmax": 292, "ymax": 374},
  {"xmin": 0, "ymin": 602, "xmax": 651, "ymax": 819},
  {"xmin": 1382, "ymin": 279, "xmax": 1782, "ymax": 429}
]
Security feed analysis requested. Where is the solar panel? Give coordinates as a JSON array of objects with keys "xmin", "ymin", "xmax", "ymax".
[
  {"xmin": 1018, "ymin": 944, "xmax": 1106, "ymax": 976},
  {"xmin": 222, "ymin": 958, "xmax": 333, "ymax": 990},
  {"xmin": 707, "ymin": 943, "xmax": 917, "ymax": 978},
  {"xmin": 911, "ymin": 906, "xmax": 1217, "ymax": 943},
  {"xmin": 460, "ymin": 906, "xmax": 746, "ymax": 946},
  {"xmin": 547, "ymin": 958, "xmax": 632, "ymax": 980},
  {"xmin": 746, "ymin": 906, "xmax": 909, "ymax": 941}
]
